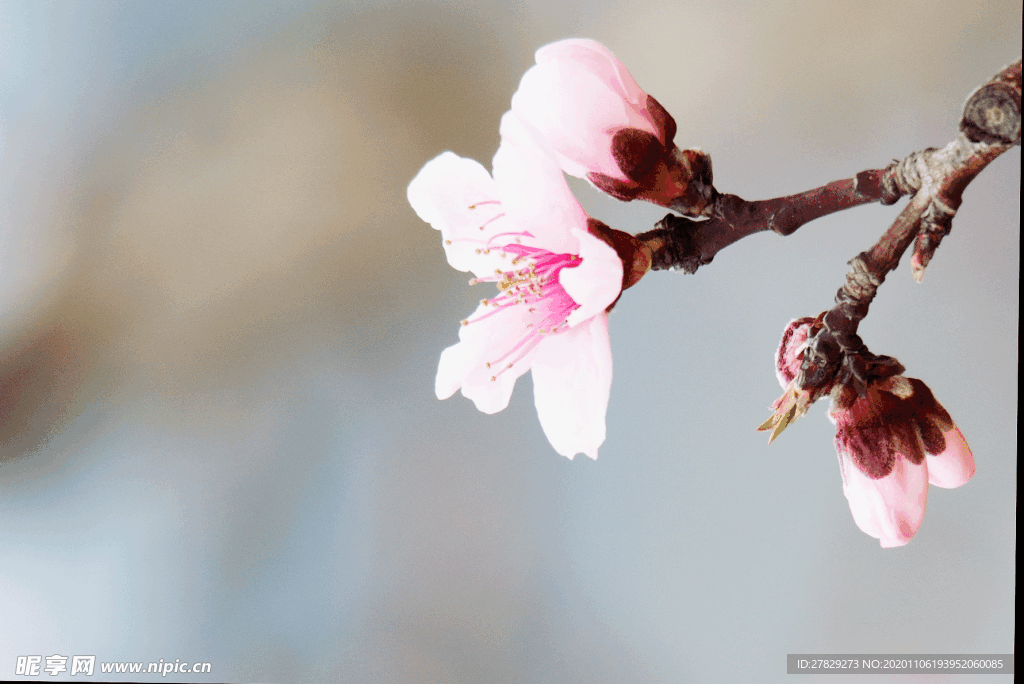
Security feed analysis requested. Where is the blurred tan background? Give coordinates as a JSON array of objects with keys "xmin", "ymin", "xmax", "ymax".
[{"xmin": 1, "ymin": 1, "xmax": 1019, "ymax": 682}]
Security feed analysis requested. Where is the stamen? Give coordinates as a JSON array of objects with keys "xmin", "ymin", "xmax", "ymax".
[
  {"xmin": 489, "ymin": 333, "xmax": 545, "ymax": 380},
  {"xmin": 457, "ymin": 242, "xmax": 582, "ymax": 374},
  {"xmin": 463, "ymin": 298, "xmax": 520, "ymax": 325},
  {"xmin": 478, "ymin": 212, "xmax": 505, "ymax": 231}
]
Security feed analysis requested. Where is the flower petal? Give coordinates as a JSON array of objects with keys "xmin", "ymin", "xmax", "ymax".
[
  {"xmin": 492, "ymin": 112, "xmax": 587, "ymax": 254},
  {"xmin": 561, "ymin": 228, "xmax": 623, "ymax": 327},
  {"xmin": 436, "ymin": 341, "xmax": 473, "ymax": 400},
  {"xmin": 534, "ymin": 39, "xmax": 648, "ymax": 105},
  {"xmin": 407, "ymin": 151, "xmax": 518, "ymax": 277},
  {"xmin": 511, "ymin": 40, "xmax": 657, "ymax": 181},
  {"xmin": 511, "ymin": 66, "xmax": 628, "ymax": 179},
  {"xmin": 838, "ymin": 448, "xmax": 929, "ymax": 548},
  {"xmin": 926, "ymin": 426, "xmax": 976, "ymax": 489},
  {"xmin": 531, "ymin": 313, "xmax": 612, "ymax": 459},
  {"xmin": 436, "ymin": 299, "xmax": 541, "ymax": 414}
]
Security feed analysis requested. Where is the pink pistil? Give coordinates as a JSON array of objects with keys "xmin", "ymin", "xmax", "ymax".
[{"xmin": 460, "ymin": 240, "xmax": 583, "ymax": 381}]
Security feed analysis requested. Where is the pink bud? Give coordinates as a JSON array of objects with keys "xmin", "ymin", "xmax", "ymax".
[
  {"xmin": 829, "ymin": 376, "xmax": 975, "ymax": 547},
  {"xmin": 773, "ymin": 316, "xmax": 822, "ymax": 388},
  {"xmin": 510, "ymin": 39, "xmax": 713, "ymax": 214}
]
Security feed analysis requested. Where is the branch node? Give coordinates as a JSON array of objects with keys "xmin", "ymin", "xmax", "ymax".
[{"xmin": 960, "ymin": 59, "xmax": 1022, "ymax": 145}]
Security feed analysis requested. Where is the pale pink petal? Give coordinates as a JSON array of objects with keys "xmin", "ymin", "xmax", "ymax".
[
  {"xmin": 512, "ymin": 54, "xmax": 660, "ymax": 182},
  {"xmin": 492, "ymin": 112, "xmax": 587, "ymax": 253},
  {"xmin": 460, "ymin": 358, "xmax": 533, "ymax": 414},
  {"xmin": 435, "ymin": 300, "xmax": 541, "ymax": 414},
  {"xmin": 839, "ymin": 449, "xmax": 929, "ymax": 547},
  {"xmin": 531, "ymin": 314, "xmax": 612, "ymax": 459},
  {"xmin": 561, "ymin": 228, "xmax": 623, "ymax": 327},
  {"xmin": 926, "ymin": 426, "xmax": 976, "ymax": 488},
  {"xmin": 436, "ymin": 342, "xmax": 474, "ymax": 400},
  {"xmin": 534, "ymin": 39, "xmax": 647, "ymax": 106},
  {"xmin": 512, "ymin": 39, "xmax": 661, "ymax": 179},
  {"xmin": 407, "ymin": 151, "xmax": 518, "ymax": 277},
  {"xmin": 512, "ymin": 64, "xmax": 636, "ymax": 179}
]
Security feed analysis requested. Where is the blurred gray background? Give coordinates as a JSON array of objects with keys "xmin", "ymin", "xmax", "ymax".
[{"xmin": 0, "ymin": 1, "xmax": 1018, "ymax": 682}]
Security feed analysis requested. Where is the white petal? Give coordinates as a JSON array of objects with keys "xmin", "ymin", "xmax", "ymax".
[
  {"xmin": 493, "ymin": 112, "xmax": 588, "ymax": 254},
  {"xmin": 561, "ymin": 228, "xmax": 623, "ymax": 327},
  {"xmin": 407, "ymin": 151, "xmax": 518, "ymax": 277},
  {"xmin": 531, "ymin": 314, "xmax": 613, "ymax": 459},
  {"xmin": 435, "ymin": 300, "xmax": 542, "ymax": 414},
  {"xmin": 838, "ymin": 449, "xmax": 928, "ymax": 548},
  {"xmin": 436, "ymin": 342, "xmax": 472, "ymax": 400}
]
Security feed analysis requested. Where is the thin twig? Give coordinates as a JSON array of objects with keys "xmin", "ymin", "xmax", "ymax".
[{"xmin": 636, "ymin": 170, "xmax": 892, "ymax": 274}]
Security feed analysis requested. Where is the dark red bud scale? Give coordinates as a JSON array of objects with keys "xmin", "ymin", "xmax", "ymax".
[{"xmin": 586, "ymin": 218, "xmax": 652, "ymax": 301}]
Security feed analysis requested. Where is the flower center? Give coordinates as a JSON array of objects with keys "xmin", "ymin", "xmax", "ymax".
[{"xmin": 454, "ymin": 207, "xmax": 582, "ymax": 381}]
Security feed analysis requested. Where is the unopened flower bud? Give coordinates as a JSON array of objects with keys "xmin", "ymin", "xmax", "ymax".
[
  {"xmin": 511, "ymin": 39, "xmax": 715, "ymax": 216},
  {"xmin": 829, "ymin": 375, "xmax": 975, "ymax": 547}
]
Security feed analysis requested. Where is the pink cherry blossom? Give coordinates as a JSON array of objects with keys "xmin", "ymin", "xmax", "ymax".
[
  {"xmin": 509, "ymin": 37, "xmax": 712, "ymax": 211},
  {"xmin": 407, "ymin": 112, "xmax": 624, "ymax": 459},
  {"xmin": 829, "ymin": 376, "xmax": 975, "ymax": 547},
  {"xmin": 770, "ymin": 317, "xmax": 975, "ymax": 547},
  {"xmin": 510, "ymin": 39, "xmax": 711, "ymax": 211}
]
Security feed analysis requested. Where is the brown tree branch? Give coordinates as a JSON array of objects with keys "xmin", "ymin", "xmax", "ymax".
[
  {"xmin": 798, "ymin": 59, "xmax": 1021, "ymax": 398},
  {"xmin": 636, "ymin": 170, "xmax": 893, "ymax": 274},
  {"xmin": 756, "ymin": 58, "xmax": 1020, "ymax": 439},
  {"xmin": 640, "ymin": 59, "xmax": 1021, "ymax": 278}
]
